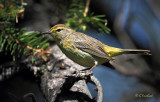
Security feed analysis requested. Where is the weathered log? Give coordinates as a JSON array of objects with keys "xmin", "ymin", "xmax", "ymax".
[{"xmin": 40, "ymin": 45, "xmax": 103, "ymax": 102}]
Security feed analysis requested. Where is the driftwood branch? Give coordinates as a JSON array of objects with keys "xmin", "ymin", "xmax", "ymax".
[
  {"xmin": 88, "ymin": 74, "xmax": 103, "ymax": 102},
  {"xmin": 65, "ymin": 70, "xmax": 103, "ymax": 102},
  {"xmin": 40, "ymin": 45, "xmax": 103, "ymax": 102},
  {"xmin": 0, "ymin": 44, "xmax": 103, "ymax": 102}
]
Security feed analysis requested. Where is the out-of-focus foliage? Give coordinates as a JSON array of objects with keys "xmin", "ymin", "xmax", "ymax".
[
  {"xmin": 0, "ymin": 0, "xmax": 50, "ymax": 61},
  {"xmin": 65, "ymin": 0, "xmax": 111, "ymax": 33},
  {"xmin": 66, "ymin": 0, "xmax": 110, "ymax": 33}
]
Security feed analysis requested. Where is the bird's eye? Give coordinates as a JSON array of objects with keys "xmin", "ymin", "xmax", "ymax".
[{"xmin": 56, "ymin": 28, "xmax": 62, "ymax": 32}]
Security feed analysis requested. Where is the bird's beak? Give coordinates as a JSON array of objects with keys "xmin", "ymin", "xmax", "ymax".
[{"xmin": 41, "ymin": 30, "xmax": 52, "ymax": 35}]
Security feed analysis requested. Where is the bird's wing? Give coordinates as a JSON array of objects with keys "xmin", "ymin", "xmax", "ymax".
[{"xmin": 72, "ymin": 32, "xmax": 112, "ymax": 60}]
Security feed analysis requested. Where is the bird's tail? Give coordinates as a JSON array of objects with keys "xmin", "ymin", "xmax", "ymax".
[
  {"xmin": 102, "ymin": 45, "xmax": 151, "ymax": 57},
  {"xmin": 121, "ymin": 49, "xmax": 151, "ymax": 55}
]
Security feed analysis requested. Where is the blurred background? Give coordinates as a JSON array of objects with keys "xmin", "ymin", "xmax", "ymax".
[{"xmin": 0, "ymin": 0, "xmax": 160, "ymax": 102}]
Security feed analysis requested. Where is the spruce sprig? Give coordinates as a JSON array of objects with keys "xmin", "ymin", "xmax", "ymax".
[
  {"xmin": 0, "ymin": 0, "xmax": 50, "ymax": 61},
  {"xmin": 66, "ymin": 0, "xmax": 111, "ymax": 34}
]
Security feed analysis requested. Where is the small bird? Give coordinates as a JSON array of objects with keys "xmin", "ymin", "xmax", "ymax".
[{"xmin": 45, "ymin": 24, "xmax": 151, "ymax": 71}]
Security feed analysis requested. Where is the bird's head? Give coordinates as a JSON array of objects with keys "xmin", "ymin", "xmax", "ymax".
[{"xmin": 46, "ymin": 24, "xmax": 73, "ymax": 39}]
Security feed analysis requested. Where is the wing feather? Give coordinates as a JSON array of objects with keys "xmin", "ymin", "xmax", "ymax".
[{"xmin": 72, "ymin": 32, "xmax": 112, "ymax": 60}]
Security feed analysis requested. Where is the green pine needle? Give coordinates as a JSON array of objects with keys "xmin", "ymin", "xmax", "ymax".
[
  {"xmin": 65, "ymin": 0, "xmax": 111, "ymax": 34},
  {"xmin": 0, "ymin": 0, "xmax": 50, "ymax": 62}
]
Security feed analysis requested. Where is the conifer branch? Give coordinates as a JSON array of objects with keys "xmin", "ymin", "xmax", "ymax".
[
  {"xmin": 0, "ymin": 0, "xmax": 50, "ymax": 62},
  {"xmin": 65, "ymin": 0, "xmax": 111, "ymax": 33}
]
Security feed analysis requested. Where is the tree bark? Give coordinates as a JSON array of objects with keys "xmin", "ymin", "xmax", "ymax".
[{"xmin": 40, "ymin": 45, "xmax": 103, "ymax": 102}]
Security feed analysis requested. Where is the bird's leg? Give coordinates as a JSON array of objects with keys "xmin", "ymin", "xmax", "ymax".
[
  {"xmin": 89, "ymin": 61, "xmax": 98, "ymax": 71},
  {"xmin": 80, "ymin": 67, "xmax": 90, "ymax": 71}
]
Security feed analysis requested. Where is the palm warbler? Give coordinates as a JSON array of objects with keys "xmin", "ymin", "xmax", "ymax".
[{"xmin": 45, "ymin": 24, "xmax": 150, "ymax": 70}]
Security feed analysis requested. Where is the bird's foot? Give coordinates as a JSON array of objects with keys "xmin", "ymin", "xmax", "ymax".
[
  {"xmin": 80, "ymin": 67, "xmax": 90, "ymax": 71},
  {"xmin": 65, "ymin": 69, "xmax": 93, "ymax": 79}
]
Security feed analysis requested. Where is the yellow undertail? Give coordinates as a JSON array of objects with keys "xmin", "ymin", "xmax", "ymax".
[{"xmin": 102, "ymin": 44, "xmax": 151, "ymax": 57}]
